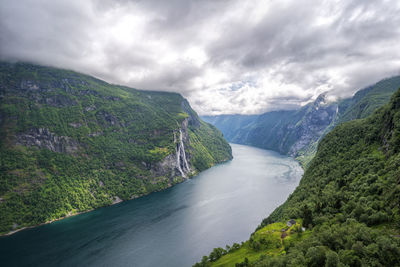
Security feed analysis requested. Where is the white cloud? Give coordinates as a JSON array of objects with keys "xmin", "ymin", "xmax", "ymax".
[{"xmin": 1, "ymin": 0, "xmax": 400, "ymax": 115}]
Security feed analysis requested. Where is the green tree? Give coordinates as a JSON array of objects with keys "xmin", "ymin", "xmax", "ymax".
[{"xmin": 325, "ymin": 250, "xmax": 339, "ymax": 267}]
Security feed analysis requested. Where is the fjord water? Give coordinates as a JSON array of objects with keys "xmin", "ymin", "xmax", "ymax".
[{"xmin": 0, "ymin": 144, "xmax": 302, "ymax": 267}]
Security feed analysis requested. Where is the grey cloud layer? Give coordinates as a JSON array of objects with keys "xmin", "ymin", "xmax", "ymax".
[{"xmin": 1, "ymin": 0, "xmax": 400, "ymax": 114}]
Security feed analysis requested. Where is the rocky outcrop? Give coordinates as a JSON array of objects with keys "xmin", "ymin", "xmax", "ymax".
[
  {"xmin": 287, "ymin": 94, "xmax": 338, "ymax": 156},
  {"xmin": 19, "ymin": 80, "xmax": 78, "ymax": 107},
  {"xmin": 16, "ymin": 128, "xmax": 79, "ymax": 154},
  {"xmin": 112, "ymin": 196, "xmax": 122, "ymax": 204},
  {"xmin": 151, "ymin": 118, "xmax": 193, "ymax": 179},
  {"xmin": 41, "ymin": 95, "xmax": 77, "ymax": 107},
  {"xmin": 96, "ymin": 110, "xmax": 121, "ymax": 127}
]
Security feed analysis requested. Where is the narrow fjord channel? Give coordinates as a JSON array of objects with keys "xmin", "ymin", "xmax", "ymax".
[{"xmin": 0, "ymin": 144, "xmax": 303, "ymax": 267}]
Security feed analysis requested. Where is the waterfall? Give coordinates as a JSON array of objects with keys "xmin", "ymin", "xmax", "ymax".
[
  {"xmin": 176, "ymin": 128, "xmax": 190, "ymax": 177},
  {"xmin": 179, "ymin": 129, "xmax": 190, "ymax": 172}
]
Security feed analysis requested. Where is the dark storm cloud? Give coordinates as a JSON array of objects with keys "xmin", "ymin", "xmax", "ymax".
[{"xmin": 1, "ymin": 0, "xmax": 400, "ymax": 114}]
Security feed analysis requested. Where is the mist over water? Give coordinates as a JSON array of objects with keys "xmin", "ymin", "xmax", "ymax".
[{"xmin": 0, "ymin": 144, "xmax": 303, "ymax": 267}]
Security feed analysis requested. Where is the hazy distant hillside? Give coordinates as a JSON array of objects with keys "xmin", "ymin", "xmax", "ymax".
[
  {"xmin": 203, "ymin": 94, "xmax": 338, "ymax": 166},
  {"xmin": 203, "ymin": 75, "xmax": 400, "ymax": 166},
  {"xmin": 0, "ymin": 62, "xmax": 232, "ymax": 234}
]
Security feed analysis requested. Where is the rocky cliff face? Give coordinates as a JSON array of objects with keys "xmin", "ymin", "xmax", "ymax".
[
  {"xmin": 152, "ymin": 118, "xmax": 193, "ymax": 179},
  {"xmin": 16, "ymin": 128, "xmax": 79, "ymax": 154},
  {"xmin": 15, "ymin": 117, "xmax": 195, "ymax": 181},
  {"xmin": 287, "ymin": 94, "xmax": 338, "ymax": 156}
]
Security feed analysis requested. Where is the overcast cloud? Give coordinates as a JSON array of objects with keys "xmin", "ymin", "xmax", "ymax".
[{"xmin": 1, "ymin": 0, "xmax": 400, "ymax": 114}]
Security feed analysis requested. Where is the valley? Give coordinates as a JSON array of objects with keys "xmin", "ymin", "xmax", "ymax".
[
  {"xmin": 196, "ymin": 86, "xmax": 400, "ymax": 266},
  {"xmin": 0, "ymin": 144, "xmax": 302, "ymax": 267}
]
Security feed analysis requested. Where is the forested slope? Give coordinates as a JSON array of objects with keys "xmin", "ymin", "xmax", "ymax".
[
  {"xmin": 0, "ymin": 62, "xmax": 232, "ymax": 234},
  {"xmin": 195, "ymin": 89, "xmax": 400, "ymax": 266}
]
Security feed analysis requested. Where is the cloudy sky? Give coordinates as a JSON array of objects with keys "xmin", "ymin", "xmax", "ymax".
[{"xmin": 1, "ymin": 0, "xmax": 400, "ymax": 115}]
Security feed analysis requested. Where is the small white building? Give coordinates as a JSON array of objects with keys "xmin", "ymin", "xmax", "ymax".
[{"xmin": 287, "ymin": 219, "xmax": 296, "ymax": 227}]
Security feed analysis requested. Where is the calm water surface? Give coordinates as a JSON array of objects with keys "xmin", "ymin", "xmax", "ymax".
[{"xmin": 0, "ymin": 144, "xmax": 303, "ymax": 267}]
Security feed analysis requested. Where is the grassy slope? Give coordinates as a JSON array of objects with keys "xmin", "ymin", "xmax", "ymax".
[
  {"xmin": 0, "ymin": 62, "xmax": 232, "ymax": 234},
  {"xmin": 195, "ymin": 89, "xmax": 400, "ymax": 266},
  {"xmin": 206, "ymin": 220, "xmax": 312, "ymax": 267}
]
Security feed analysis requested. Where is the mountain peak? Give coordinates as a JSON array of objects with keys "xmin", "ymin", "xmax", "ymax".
[{"xmin": 315, "ymin": 93, "xmax": 328, "ymax": 104}]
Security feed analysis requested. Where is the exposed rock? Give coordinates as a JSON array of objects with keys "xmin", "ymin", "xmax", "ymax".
[
  {"xmin": 16, "ymin": 128, "xmax": 79, "ymax": 154},
  {"xmin": 88, "ymin": 131, "xmax": 103, "ymax": 137},
  {"xmin": 19, "ymin": 80, "xmax": 77, "ymax": 107},
  {"xmin": 114, "ymin": 161, "xmax": 126, "ymax": 170},
  {"xmin": 85, "ymin": 105, "xmax": 96, "ymax": 112},
  {"xmin": 96, "ymin": 110, "xmax": 120, "ymax": 127},
  {"xmin": 112, "ymin": 196, "xmax": 122, "ymax": 204},
  {"xmin": 288, "ymin": 96, "xmax": 339, "ymax": 156},
  {"xmin": 68, "ymin": 122, "xmax": 82, "ymax": 128},
  {"xmin": 104, "ymin": 96, "xmax": 121, "ymax": 101},
  {"xmin": 151, "ymin": 118, "xmax": 192, "ymax": 179},
  {"xmin": 78, "ymin": 89, "xmax": 99, "ymax": 96},
  {"xmin": 41, "ymin": 95, "xmax": 77, "ymax": 107},
  {"xmin": 20, "ymin": 80, "xmax": 40, "ymax": 91},
  {"xmin": 59, "ymin": 78, "xmax": 89, "ymax": 89}
]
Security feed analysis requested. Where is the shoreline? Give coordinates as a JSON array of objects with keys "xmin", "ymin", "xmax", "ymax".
[
  {"xmin": 1, "ymin": 188, "xmax": 162, "ymax": 237},
  {"xmin": 0, "ymin": 158, "xmax": 234, "ymax": 237},
  {"xmin": 1, "ymin": 210, "xmax": 88, "ymax": 237}
]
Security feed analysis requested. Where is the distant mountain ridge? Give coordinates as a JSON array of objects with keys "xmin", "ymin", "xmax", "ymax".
[
  {"xmin": 203, "ymin": 75, "xmax": 400, "ymax": 166},
  {"xmin": 0, "ymin": 62, "xmax": 232, "ymax": 234}
]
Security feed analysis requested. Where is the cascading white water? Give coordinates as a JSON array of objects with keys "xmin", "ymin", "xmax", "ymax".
[
  {"xmin": 175, "ymin": 129, "xmax": 190, "ymax": 177},
  {"xmin": 179, "ymin": 129, "xmax": 190, "ymax": 172}
]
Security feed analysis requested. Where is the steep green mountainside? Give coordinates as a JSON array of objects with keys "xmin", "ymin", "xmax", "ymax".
[
  {"xmin": 202, "ymin": 75, "xmax": 400, "ymax": 166},
  {"xmin": 0, "ymin": 62, "xmax": 232, "ymax": 234},
  {"xmin": 195, "ymin": 89, "xmax": 400, "ymax": 266},
  {"xmin": 338, "ymin": 76, "xmax": 400, "ymax": 123}
]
